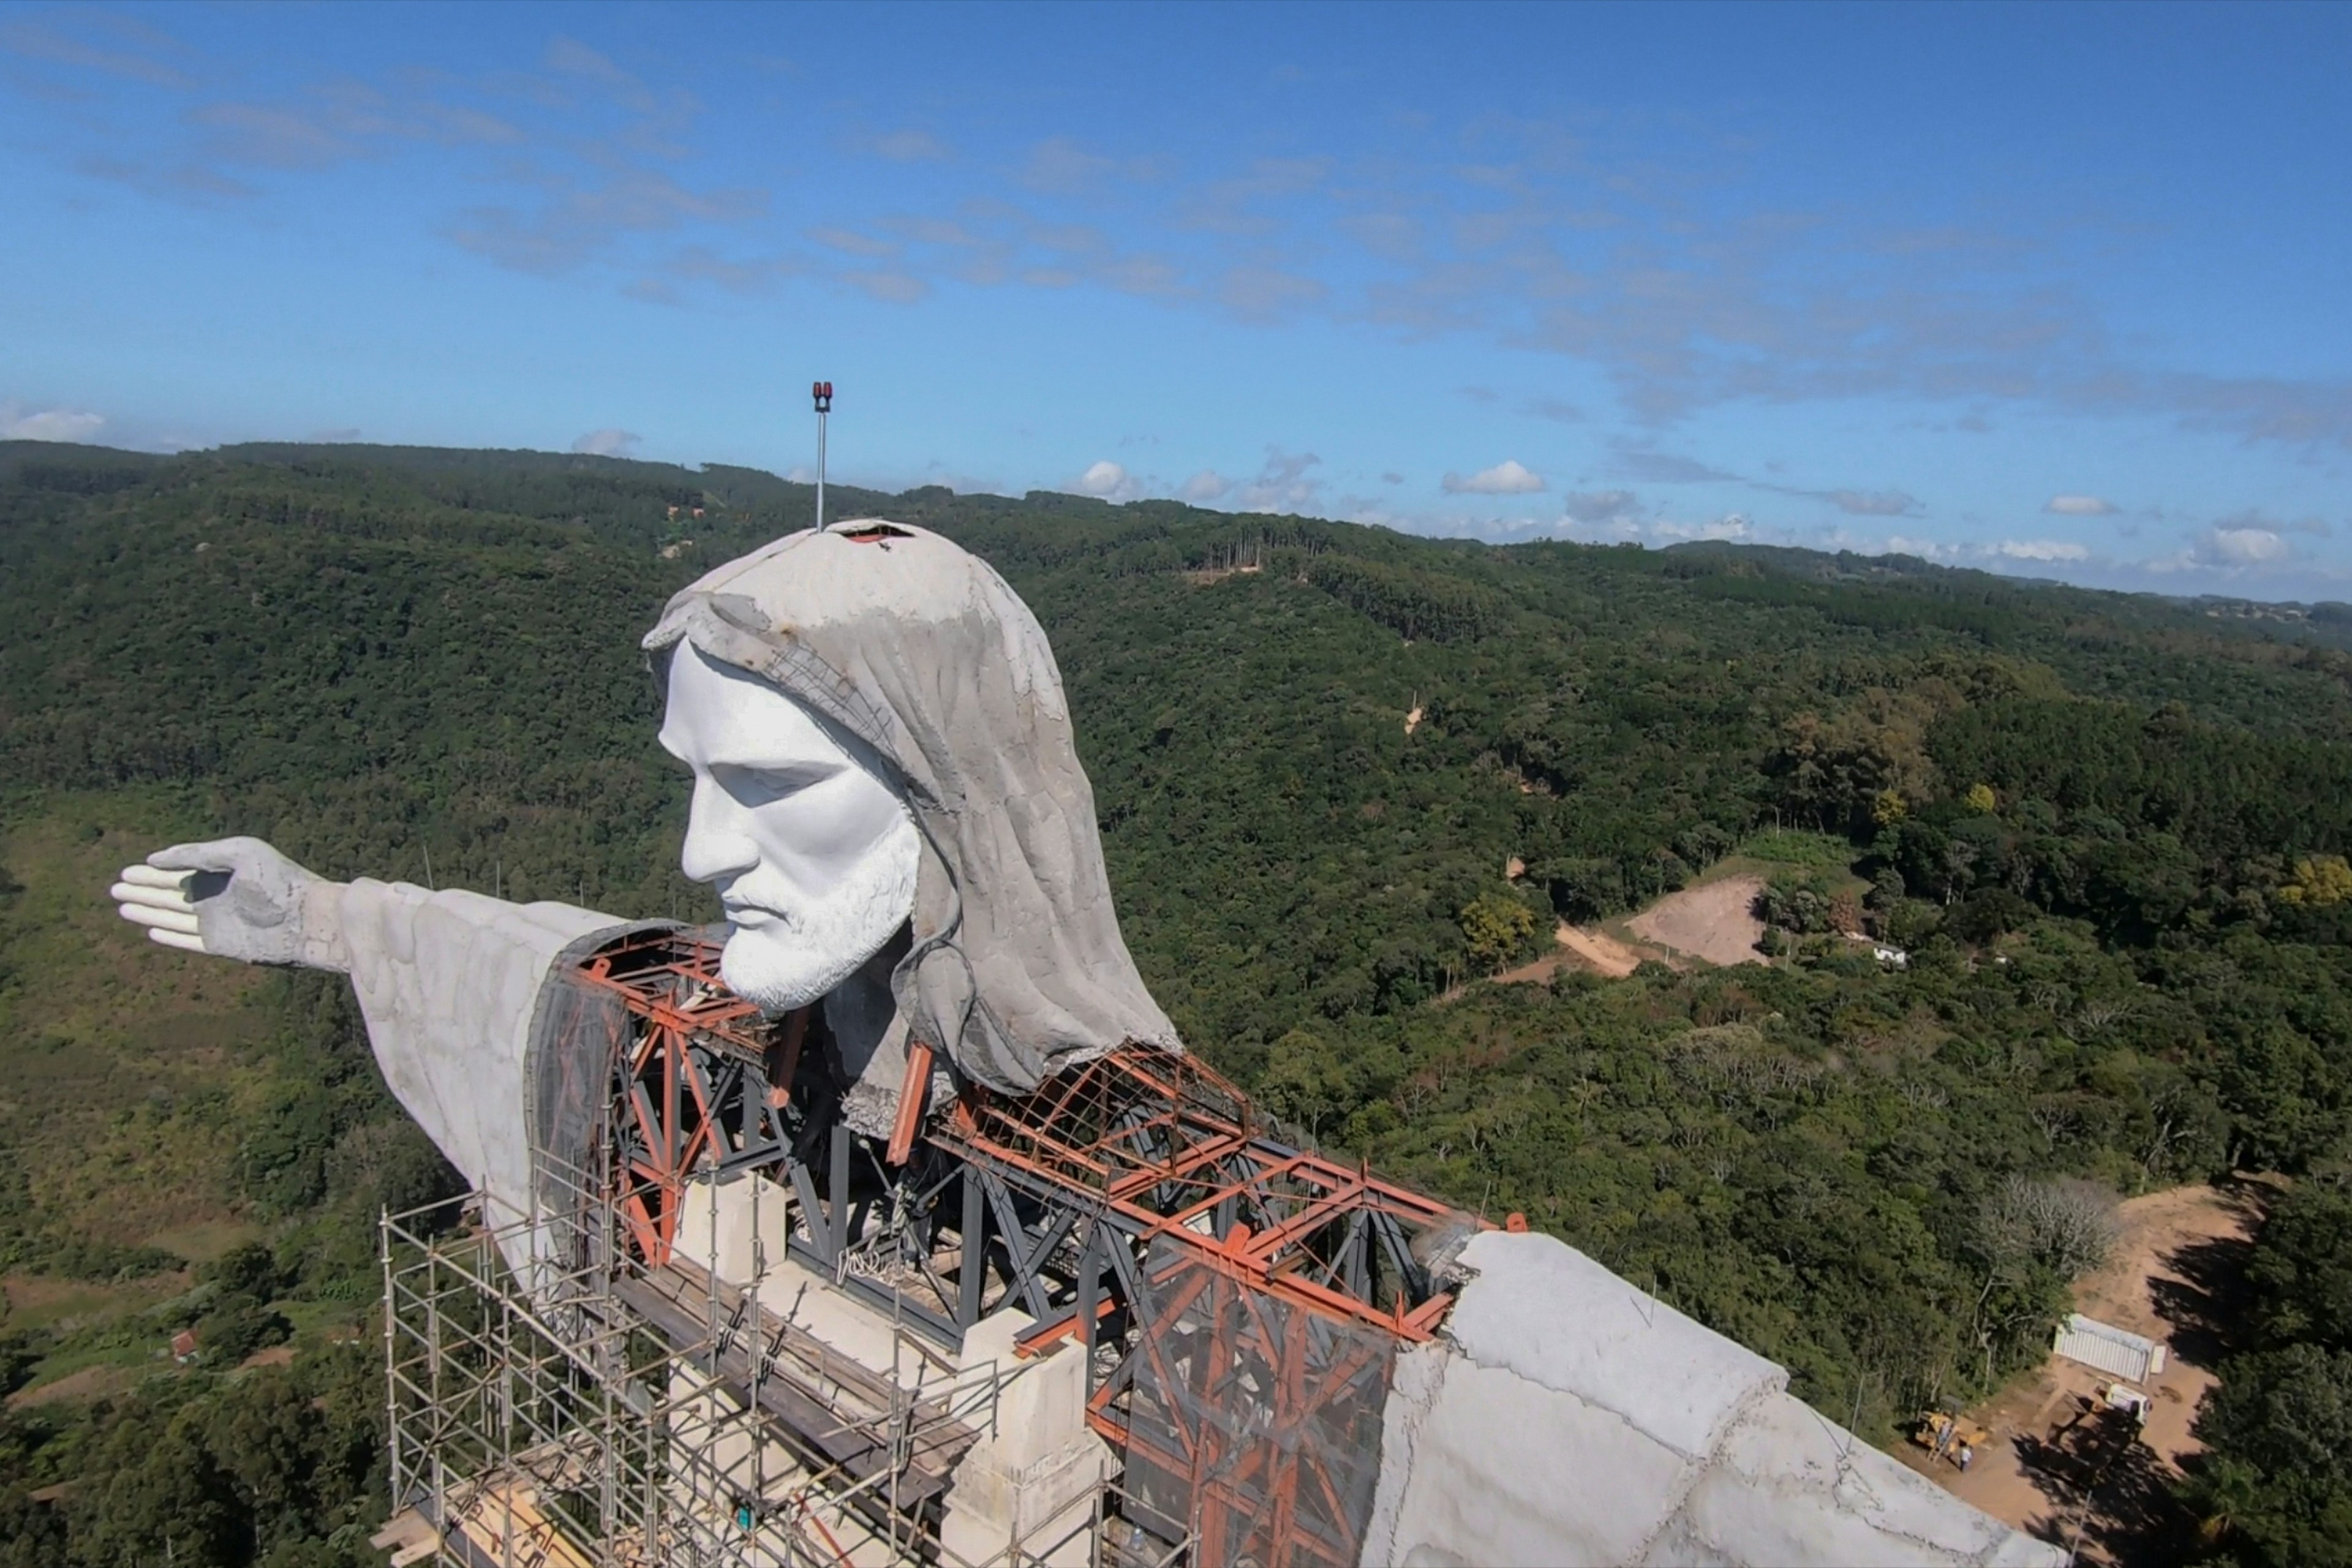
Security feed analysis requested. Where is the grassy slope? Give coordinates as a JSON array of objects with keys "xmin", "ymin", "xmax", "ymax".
[{"xmin": 0, "ymin": 799, "xmax": 276, "ymax": 1247}]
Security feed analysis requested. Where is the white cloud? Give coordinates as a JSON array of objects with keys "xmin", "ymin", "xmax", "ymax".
[
  {"xmin": 1994, "ymin": 538, "xmax": 2091, "ymax": 562},
  {"xmin": 2045, "ymin": 494, "xmax": 2119, "ymax": 516},
  {"xmin": 1826, "ymin": 489, "xmax": 1917, "ymax": 517},
  {"xmin": 1069, "ymin": 460, "xmax": 1139, "ymax": 500},
  {"xmin": 1236, "ymin": 449, "xmax": 1322, "ymax": 513},
  {"xmin": 1881, "ymin": 534, "xmax": 1954, "ymax": 559},
  {"xmin": 1178, "ymin": 469, "xmax": 1231, "ymax": 502},
  {"xmin": 1649, "ymin": 513, "xmax": 1751, "ymax": 542},
  {"xmin": 808, "ymin": 225, "xmax": 897, "ymax": 258},
  {"xmin": 1218, "ymin": 265, "xmax": 1325, "ymax": 322},
  {"xmin": 2193, "ymin": 525, "xmax": 2288, "ymax": 567},
  {"xmin": 1381, "ymin": 471, "xmax": 1406, "ymax": 485},
  {"xmin": 1, "ymin": 402, "xmax": 106, "ymax": 442},
  {"xmin": 1441, "ymin": 459, "xmax": 1545, "ymax": 496},
  {"xmin": 1561, "ymin": 488, "xmax": 1642, "ymax": 525},
  {"xmin": 1023, "ymin": 137, "xmax": 1115, "ymax": 191},
  {"xmin": 571, "ymin": 428, "xmax": 639, "ymax": 456}
]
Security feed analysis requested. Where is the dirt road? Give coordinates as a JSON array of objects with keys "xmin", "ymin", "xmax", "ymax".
[{"xmin": 1555, "ymin": 922, "xmax": 1642, "ymax": 978}]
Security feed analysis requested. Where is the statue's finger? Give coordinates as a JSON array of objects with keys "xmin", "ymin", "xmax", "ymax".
[
  {"xmin": 148, "ymin": 841, "xmax": 245, "ymax": 874},
  {"xmin": 119, "ymin": 903, "xmax": 203, "ymax": 935},
  {"xmin": 119, "ymin": 864, "xmax": 188, "ymax": 891},
  {"xmin": 111, "ymin": 881, "xmax": 192, "ymax": 911},
  {"xmin": 146, "ymin": 927, "xmax": 208, "ymax": 953}
]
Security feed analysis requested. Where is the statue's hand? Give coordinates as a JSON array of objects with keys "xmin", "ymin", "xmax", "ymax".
[{"xmin": 111, "ymin": 837, "xmax": 349, "ymax": 970}]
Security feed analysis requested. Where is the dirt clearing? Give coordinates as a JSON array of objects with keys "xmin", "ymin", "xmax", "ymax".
[
  {"xmin": 1626, "ymin": 874, "xmax": 1767, "ymax": 967},
  {"xmin": 1491, "ymin": 921, "xmax": 1647, "ymax": 986},
  {"xmin": 1555, "ymin": 922, "xmax": 1643, "ymax": 978},
  {"xmin": 1904, "ymin": 1181, "xmax": 2268, "ymax": 1566}
]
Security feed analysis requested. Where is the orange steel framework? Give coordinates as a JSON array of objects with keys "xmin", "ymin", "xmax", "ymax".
[
  {"xmin": 568, "ymin": 926, "xmax": 1479, "ymax": 1567},
  {"xmin": 576, "ymin": 933, "xmax": 795, "ymax": 1272},
  {"xmin": 939, "ymin": 1049, "xmax": 1463, "ymax": 1346}
]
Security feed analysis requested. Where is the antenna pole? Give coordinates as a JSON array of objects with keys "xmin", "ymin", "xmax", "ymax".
[{"xmin": 812, "ymin": 380, "xmax": 833, "ymax": 529}]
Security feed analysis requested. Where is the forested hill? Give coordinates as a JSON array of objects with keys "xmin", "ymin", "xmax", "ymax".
[{"xmin": 3, "ymin": 438, "xmax": 2350, "ymax": 1566}]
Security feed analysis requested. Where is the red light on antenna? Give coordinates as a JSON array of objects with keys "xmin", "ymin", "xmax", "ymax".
[{"xmin": 812, "ymin": 380, "xmax": 833, "ymax": 412}]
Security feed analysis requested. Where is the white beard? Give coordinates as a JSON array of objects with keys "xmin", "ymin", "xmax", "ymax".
[{"xmin": 718, "ymin": 818, "xmax": 921, "ymax": 1014}]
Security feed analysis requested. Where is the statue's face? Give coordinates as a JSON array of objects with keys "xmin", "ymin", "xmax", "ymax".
[{"xmin": 658, "ymin": 643, "xmax": 919, "ymax": 1012}]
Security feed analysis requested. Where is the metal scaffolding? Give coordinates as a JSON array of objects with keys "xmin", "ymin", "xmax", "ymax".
[
  {"xmin": 375, "ymin": 927, "xmax": 1473, "ymax": 1568},
  {"xmin": 379, "ymin": 1180, "xmax": 1192, "ymax": 1568}
]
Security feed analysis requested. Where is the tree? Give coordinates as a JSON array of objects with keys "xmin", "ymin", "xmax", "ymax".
[
  {"xmin": 1259, "ymin": 1028, "xmax": 1356, "ymax": 1138},
  {"xmin": 2280, "ymin": 854, "xmax": 2352, "ymax": 908},
  {"xmin": 2185, "ymin": 1344, "xmax": 2352, "ymax": 1568},
  {"xmin": 1458, "ymin": 893, "xmax": 1539, "ymax": 974},
  {"xmin": 2248, "ymin": 1180, "xmax": 2352, "ymax": 1352},
  {"xmin": 1977, "ymin": 1174, "xmax": 2119, "ymax": 1280}
]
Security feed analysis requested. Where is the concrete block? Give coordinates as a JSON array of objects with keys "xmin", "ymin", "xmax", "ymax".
[
  {"xmin": 1365, "ymin": 1341, "xmax": 1700, "ymax": 1567},
  {"xmin": 940, "ymin": 1428, "xmax": 1109, "ymax": 1568},
  {"xmin": 1449, "ymin": 1232, "xmax": 1785, "ymax": 1459},
  {"xmin": 954, "ymin": 1310, "xmax": 1090, "ymax": 1472},
  {"xmin": 672, "ymin": 1170, "xmax": 795, "ymax": 1289},
  {"xmin": 941, "ymin": 1308, "xmax": 1107, "ymax": 1567}
]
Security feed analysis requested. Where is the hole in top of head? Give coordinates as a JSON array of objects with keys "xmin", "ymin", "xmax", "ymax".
[{"xmin": 834, "ymin": 522, "xmax": 912, "ymax": 545}]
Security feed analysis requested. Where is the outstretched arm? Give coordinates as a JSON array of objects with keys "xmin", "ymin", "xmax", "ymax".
[
  {"xmin": 110, "ymin": 837, "xmax": 349, "ymax": 970},
  {"xmin": 113, "ymin": 839, "xmax": 630, "ymax": 1259}
]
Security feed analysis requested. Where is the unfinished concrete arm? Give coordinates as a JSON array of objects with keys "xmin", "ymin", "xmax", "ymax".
[
  {"xmin": 113, "ymin": 839, "xmax": 623, "ymax": 1229},
  {"xmin": 113, "ymin": 837, "xmax": 351, "ymax": 968},
  {"xmin": 1365, "ymin": 1231, "xmax": 2066, "ymax": 1567}
]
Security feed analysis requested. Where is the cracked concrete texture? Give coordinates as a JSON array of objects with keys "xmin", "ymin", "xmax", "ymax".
[
  {"xmin": 1444, "ymin": 1231, "xmax": 1786, "ymax": 1459},
  {"xmin": 1362, "ymin": 1234, "xmax": 2064, "ymax": 1567}
]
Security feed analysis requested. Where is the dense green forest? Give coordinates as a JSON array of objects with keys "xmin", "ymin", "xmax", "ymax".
[{"xmin": 3, "ymin": 438, "xmax": 2349, "ymax": 1564}]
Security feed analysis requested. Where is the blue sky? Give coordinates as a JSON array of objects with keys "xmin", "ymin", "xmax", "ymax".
[{"xmin": 4, "ymin": 2, "xmax": 2348, "ymax": 597}]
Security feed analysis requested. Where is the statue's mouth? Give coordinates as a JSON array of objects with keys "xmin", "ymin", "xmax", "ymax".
[{"xmin": 722, "ymin": 901, "xmax": 786, "ymax": 930}]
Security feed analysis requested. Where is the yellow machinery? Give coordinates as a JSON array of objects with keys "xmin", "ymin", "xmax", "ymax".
[{"xmin": 1913, "ymin": 1411, "xmax": 1991, "ymax": 1463}]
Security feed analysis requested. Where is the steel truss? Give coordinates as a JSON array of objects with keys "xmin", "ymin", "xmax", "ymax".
[{"xmin": 386, "ymin": 927, "xmax": 1479, "ymax": 1567}]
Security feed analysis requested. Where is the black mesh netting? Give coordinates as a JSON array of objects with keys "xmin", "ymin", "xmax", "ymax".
[
  {"xmin": 1123, "ymin": 1238, "xmax": 1395, "ymax": 1568},
  {"xmin": 523, "ymin": 921, "xmax": 683, "ymax": 1265}
]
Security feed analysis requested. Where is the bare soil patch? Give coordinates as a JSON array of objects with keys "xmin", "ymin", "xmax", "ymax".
[
  {"xmin": 2, "ymin": 1270, "xmax": 187, "ymax": 1333},
  {"xmin": 1491, "ymin": 922, "xmax": 1646, "ymax": 986},
  {"xmin": 1902, "ymin": 1180, "xmax": 2269, "ymax": 1566},
  {"xmin": 1626, "ymin": 875, "xmax": 1767, "ymax": 967},
  {"xmin": 7, "ymin": 1362, "xmax": 139, "ymax": 1409},
  {"xmin": 1555, "ymin": 922, "xmax": 1643, "ymax": 978}
]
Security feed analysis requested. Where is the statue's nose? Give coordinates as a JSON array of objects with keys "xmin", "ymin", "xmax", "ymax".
[{"xmin": 679, "ymin": 776, "xmax": 761, "ymax": 886}]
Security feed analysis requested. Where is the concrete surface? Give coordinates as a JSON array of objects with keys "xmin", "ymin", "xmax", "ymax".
[
  {"xmin": 340, "ymin": 879, "xmax": 617, "ymax": 1281},
  {"xmin": 1362, "ymin": 1232, "xmax": 2067, "ymax": 1567}
]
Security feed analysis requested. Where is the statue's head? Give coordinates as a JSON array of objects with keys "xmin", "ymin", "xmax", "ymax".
[
  {"xmin": 644, "ymin": 520, "xmax": 1179, "ymax": 1095},
  {"xmin": 657, "ymin": 640, "xmax": 918, "ymax": 1014}
]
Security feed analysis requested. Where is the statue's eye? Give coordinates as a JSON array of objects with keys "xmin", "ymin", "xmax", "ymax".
[{"xmin": 715, "ymin": 762, "xmax": 839, "ymax": 807}]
